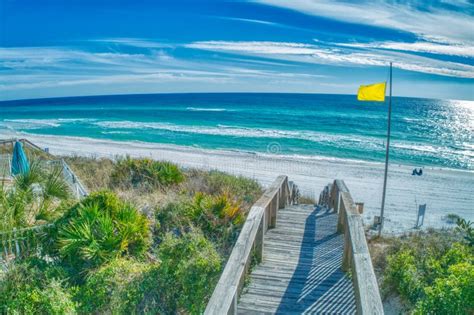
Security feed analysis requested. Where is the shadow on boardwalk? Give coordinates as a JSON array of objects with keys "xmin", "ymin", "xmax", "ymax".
[{"xmin": 275, "ymin": 206, "xmax": 356, "ymax": 314}]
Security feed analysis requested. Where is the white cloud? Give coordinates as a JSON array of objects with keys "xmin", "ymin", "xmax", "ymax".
[
  {"xmin": 218, "ymin": 17, "xmax": 278, "ymax": 26},
  {"xmin": 187, "ymin": 41, "xmax": 317, "ymax": 55},
  {"xmin": 252, "ymin": 0, "xmax": 474, "ymax": 45},
  {"xmin": 0, "ymin": 45, "xmax": 332, "ymax": 94},
  {"xmin": 1, "ymin": 38, "xmax": 472, "ymax": 101},
  {"xmin": 90, "ymin": 38, "xmax": 175, "ymax": 49},
  {"xmin": 186, "ymin": 40, "xmax": 474, "ymax": 78},
  {"xmin": 0, "ymin": 73, "xmax": 232, "ymax": 91},
  {"xmin": 336, "ymin": 41, "xmax": 474, "ymax": 58}
]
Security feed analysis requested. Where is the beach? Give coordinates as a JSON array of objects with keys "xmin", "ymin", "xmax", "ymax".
[
  {"xmin": 2, "ymin": 131, "xmax": 472, "ymax": 234},
  {"xmin": 1, "ymin": 93, "xmax": 472, "ymax": 234}
]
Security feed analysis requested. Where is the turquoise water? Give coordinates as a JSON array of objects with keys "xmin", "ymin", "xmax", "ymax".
[{"xmin": 0, "ymin": 93, "xmax": 472, "ymax": 170}]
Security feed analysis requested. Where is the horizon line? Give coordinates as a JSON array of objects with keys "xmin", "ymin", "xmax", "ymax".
[{"xmin": 1, "ymin": 91, "xmax": 469, "ymax": 104}]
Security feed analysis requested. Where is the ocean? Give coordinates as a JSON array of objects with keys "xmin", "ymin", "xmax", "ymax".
[{"xmin": 0, "ymin": 93, "xmax": 472, "ymax": 170}]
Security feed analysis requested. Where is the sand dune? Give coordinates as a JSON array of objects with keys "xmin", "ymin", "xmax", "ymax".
[{"xmin": 2, "ymin": 132, "xmax": 472, "ymax": 234}]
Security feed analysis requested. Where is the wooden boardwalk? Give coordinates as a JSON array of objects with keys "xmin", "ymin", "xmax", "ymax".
[{"xmin": 237, "ymin": 204, "xmax": 356, "ymax": 314}]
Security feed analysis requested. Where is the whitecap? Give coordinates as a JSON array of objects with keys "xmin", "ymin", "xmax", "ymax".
[
  {"xmin": 94, "ymin": 120, "xmax": 377, "ymax": 146},
  {"xmin": 2, "ymin": 118, "xmax": 96, "ymax": 130},
  {"xmin": 186, "ymin": 107, "xmax": 228, "ymax": 112}
]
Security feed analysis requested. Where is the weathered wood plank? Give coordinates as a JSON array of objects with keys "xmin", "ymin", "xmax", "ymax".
[
  {"xmin": 237, "ymin": 205, "xmax": 356, "ymax": 314},
  {"xmin": 334, "ymin": 181, "xmax": 384, "ymax": 315},
  {"xmin": 208, "ymin": 178, "xmax": 382, "ymax": 315},
  {"xmin": 204, "ymin": 175, "xmax": 295, "ymax": 315}
]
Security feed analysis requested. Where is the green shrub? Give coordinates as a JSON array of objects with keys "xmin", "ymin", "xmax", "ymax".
[
  {"xmin": 189, "ymin": 192, "xmax": 244, "ymax": 246},
  {"xmin": 155, "ymin": 192, "xmax": 245, "ymax": 252},
  {"xmin": 385, "ymin": 249, "xmax": 425, "ymax": 303},
  {"xmin": 384, "ymin": 238, "xmax": 473, "ymax": 314},
  {"xmin": 78, "ymin": 258, "xmax": 159, "ymax": 314},
  {"xmin": 154, "ymin": 197, "xmax": 192, "ymax": 239},
  {"xmin": 0, "ymin": 258, "xmax": 77, "ymax": 315},
  {"xmin": 111, "ymin": 157, "xmax": 184, "ymax": 190},
  {"xmin": 157, "ymin": 231, "xmax": 221, "ymax": 314},
  {"xmin": 55, "ymin": 191, "xmax": 151, "ymax": 273},
  {"xmin": 456, "ymin": 218, "xmax": 474, "ymax": 247},
  {"xmin": 414, "ymin": 262, "xmax": 474, "ymax": 314}
]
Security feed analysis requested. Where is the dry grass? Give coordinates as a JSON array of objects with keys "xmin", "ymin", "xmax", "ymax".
[
  {"xmin": 63, "ymin": 155, "xmax": 114, "ymax": 191},
  {"xmin": 299, "ymin": 195, "xmax": 316, "ymax": 204},
  {"xmin": 63, "ymin": 156, "xmax": 263, "ymax": 218}
]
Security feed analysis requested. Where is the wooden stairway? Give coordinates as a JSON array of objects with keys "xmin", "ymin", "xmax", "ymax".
[
  {"xmin": 204, "ymin": 177, "xmax": 383, "ymax": 315},
  {"xmin": 237, "ymin": 204, "xmax": 356, "ymax": 314}
]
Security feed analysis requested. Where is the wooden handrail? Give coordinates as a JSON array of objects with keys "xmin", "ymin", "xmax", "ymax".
[
  {"xmin": 0, "ymin": 138, "xmax": 51, "ymax": 154},
  {"xmin": 205, "ymin": 175, "xmax": 297, "ymax": 315},
  {"xmin": 321, "ymin": 180, "xmax": 383, "ymax": 315},
  {"xmin": 60, "ymin": 158, "xmax": 89, "ymax": 198},
  {"xmin": 1, "ymin": 138, "xmax": 88, "ymax": 199}
]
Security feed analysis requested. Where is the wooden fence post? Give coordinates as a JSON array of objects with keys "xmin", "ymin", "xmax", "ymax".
[
  {"xmin": 255, "ymin": 214, "xmax": 264, "ymax": 263},
  {"xmin": 342, "ymin": 223, "xmax": 351, "ymax": 272},
  {"xmin": 13, "ymin": 228, "xmax": 20, "ymax": 257},
  {"xmin": 337, "ymin": 193, "xmax": 345, "ymax": 234}
]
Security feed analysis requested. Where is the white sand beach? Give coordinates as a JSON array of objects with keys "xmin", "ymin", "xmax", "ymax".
[{"xmin": 2, "ymin": 132, "xmax": 473, "ymax": 234}]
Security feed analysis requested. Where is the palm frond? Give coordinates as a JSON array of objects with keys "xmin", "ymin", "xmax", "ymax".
[{"xmin": 42, "ymin": 166, "xmax": 70, "ymax": 200}]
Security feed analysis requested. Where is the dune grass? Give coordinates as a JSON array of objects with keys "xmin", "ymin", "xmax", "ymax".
[{"xmin": 2, "ymin": 155, "xmax": 263, "ymax": 314}]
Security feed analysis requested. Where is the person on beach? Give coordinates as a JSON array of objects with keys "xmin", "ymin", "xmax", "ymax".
[{"xmin": 412, "ymin": 168, "xmax": 423, "ymax": 176}]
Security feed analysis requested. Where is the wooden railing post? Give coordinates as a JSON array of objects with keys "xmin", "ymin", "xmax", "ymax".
[
  {"xmin": 254, "ymin": 213, "xmax": 264, "ymax": 263},
  {"xmin": 334, "ymin": 185, "xmax": 384, "ymax": 315},
  {"xmin": 269, "ymin": 195, "xmax": 277, "ymax": 228},
  {"xmin": 341, "ymin": 202, "xmax": 351, "ymax": 272},
  {"xmin": 337, "ymin": 193, "xmax": 345, "ymax": 234},
  {"xmin": 205, "ymin": 175, "xmax": 291, "ymax": 315}
]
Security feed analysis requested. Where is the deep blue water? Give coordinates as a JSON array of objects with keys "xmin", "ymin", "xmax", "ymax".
[{"xmin": 0, "ymin": 93, "xmax": 472, "ymax": 170}]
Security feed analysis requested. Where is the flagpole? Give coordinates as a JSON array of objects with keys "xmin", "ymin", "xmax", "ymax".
[{"xmin": 379, "ymin": 62, "xmax": 392, "ymax": 237}]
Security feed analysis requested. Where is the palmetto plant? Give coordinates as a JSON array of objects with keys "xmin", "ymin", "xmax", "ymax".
[
  {"xmin": 0, "ymin": 159, "xmax": 71, "ymax": 261},
  {"xmin": 0, "ymin": 160, "xmax": 71, "ymax": 230},
  {"xmin": 58, "ymin": 203, "xmax": 123, "ymax": 268},
  {"xmin": 56, "ymin": 191, "xmax": 151, "ymax": 272}
]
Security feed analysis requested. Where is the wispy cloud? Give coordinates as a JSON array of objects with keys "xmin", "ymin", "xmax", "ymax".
[
  {"xmin": 0, "ymin": 44, "xmax": 331, "ymax": 95},
  {"xmin": 186, "ymin": 40, "xmax": 474, "ymax": 78},
  {"xmin": 253, "ymin": 0, "xmax": 474, "ymax": 44},
  {"xmin": 336, "ymin": 41, "xmax": 474, "ymax": 58},
  {"xmin": 217, "ymin": 17, "xmax": 278, "ymax": 26},
  {"xmin": 89, "ymin": 38, "xmax": 175, "ymax": 49}
]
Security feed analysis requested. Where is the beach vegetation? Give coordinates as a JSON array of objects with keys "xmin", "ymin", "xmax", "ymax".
[
  {"xmin": 1, "ymin": 155, "xmax": 262, "ymax": 314},
  {"xmin": 155, "ymin": 191, "xmax": 245, "ymax": 254},
  {"xmin": 444, "ymin": 213, "xmax": 462, "ymax": 224},
  {"xmin": 184, "ymin": 169, "xmax": 261, "ymax": 207},
  {"xmin": 455, "ymin": 218, "xmax": 474, "ymax": 247},
  {"xmin": 77, "ymin": 258, "xmax": 159, "ymax": 314},
  {"xmin": 370, "ymin": 226, "xmax": 474, "ymax": 314},
  {"xmin": 0, "ymin": 159, "xmax": 71, "ymax": 230},
  {"xmin": 0, "ymin": 258, "xmax": 77, "ymax": 315},
  {"xmin": 59, "ymin": 155, "xmax": 114, "ymax": 192},
  {"xmin": 53, "ymin": 191, "xmax": 151, "ymax": 273},
  {"xmin": 298, "ymin": 195, "xmax": 315, "ymax": 204},
  {"xmin": 110, "ymin": 156, "xmax": 184, "ymax": 190},
  {"xmin": 156, "ymin": 230, "xmax": 221, "ymax": 314}
]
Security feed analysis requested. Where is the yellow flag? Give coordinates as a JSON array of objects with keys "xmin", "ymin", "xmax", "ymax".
[{"xmin": 357, "ymin": 82, "xmax": 386, "ymax": 102}]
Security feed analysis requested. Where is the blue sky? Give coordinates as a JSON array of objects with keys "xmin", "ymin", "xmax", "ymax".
[{"xmin": 1, "ymin": 0, "xmax": 473, "ymax": 101}]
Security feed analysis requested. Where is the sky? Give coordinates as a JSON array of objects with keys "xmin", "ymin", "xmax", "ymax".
[{"xmin": 0, "ymin": 0, "xmax": 473, "ymax": 101}]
